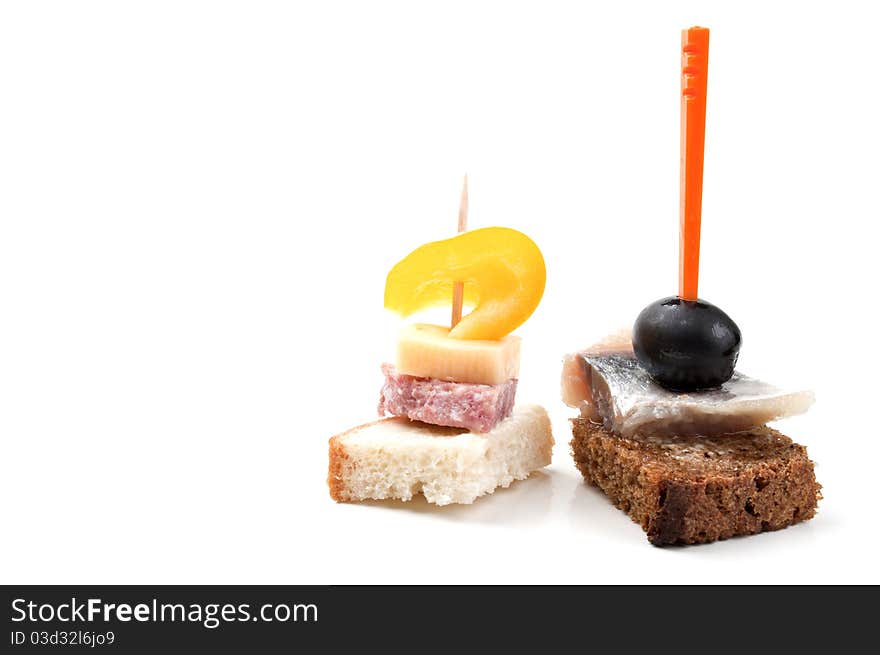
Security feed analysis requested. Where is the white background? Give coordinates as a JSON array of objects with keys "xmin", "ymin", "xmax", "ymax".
[{"xmin": 2, "ymin": 1, "xmax": 878, "ymax": 584}]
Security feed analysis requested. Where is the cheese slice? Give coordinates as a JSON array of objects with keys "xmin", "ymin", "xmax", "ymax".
[{"xmin": 395, "ymin": 323, "xmax": 520, "ymax": 385}]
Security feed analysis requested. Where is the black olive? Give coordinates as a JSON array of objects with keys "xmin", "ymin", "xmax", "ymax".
[{"xmin": 632, "ymin": 296, "xmax": 742, "ymax": 391}]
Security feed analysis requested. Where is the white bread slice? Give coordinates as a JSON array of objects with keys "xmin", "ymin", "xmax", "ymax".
[{"xmin": 328, "ymin": 404, "xmax": 553, "ymax": 506}]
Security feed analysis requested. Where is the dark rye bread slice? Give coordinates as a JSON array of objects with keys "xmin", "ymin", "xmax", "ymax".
[{"xmin": 571, "ymin": 418, "xmax": 821, "ymax": 546}]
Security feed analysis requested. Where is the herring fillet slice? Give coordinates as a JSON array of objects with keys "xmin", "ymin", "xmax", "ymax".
[{"xmin": 561, "ymin": 337, "xmax": 814, "ymax": 437}]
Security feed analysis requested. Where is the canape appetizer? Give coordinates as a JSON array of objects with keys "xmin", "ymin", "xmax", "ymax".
[
  {"xmin": 562, "ymin": 28, "xmax": 821, "ymax": 545},
  {"xmin": 329, "ymin": 181, "xmax": 553, "ymax": 505}
]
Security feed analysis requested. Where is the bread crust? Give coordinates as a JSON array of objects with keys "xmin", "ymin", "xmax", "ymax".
[
  {"xmin": 570, "ymin": 418, "xmax": 821, "ymax": 545},
  {"xmin": 327, "ymin": 435, "xmax": 350, "ymax": 502}
]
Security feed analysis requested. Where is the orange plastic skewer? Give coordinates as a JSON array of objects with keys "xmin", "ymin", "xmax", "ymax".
[
  {"xmin": 679, "ymin": 26, "xmax": 709, "ymax": 302},
  {"xmin": 451, "ymin": 174, "xmax": 469, "ymax": 328}
]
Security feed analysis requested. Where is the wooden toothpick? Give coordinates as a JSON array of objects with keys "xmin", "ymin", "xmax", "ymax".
[{"xmin": 451, "ymin": 174, "xmax": 468, "ymax": 328}]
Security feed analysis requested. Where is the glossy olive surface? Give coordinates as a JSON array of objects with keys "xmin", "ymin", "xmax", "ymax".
[{"xmin": 632, "ymin": 296, "xmax": 742, "ymax": 391}]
